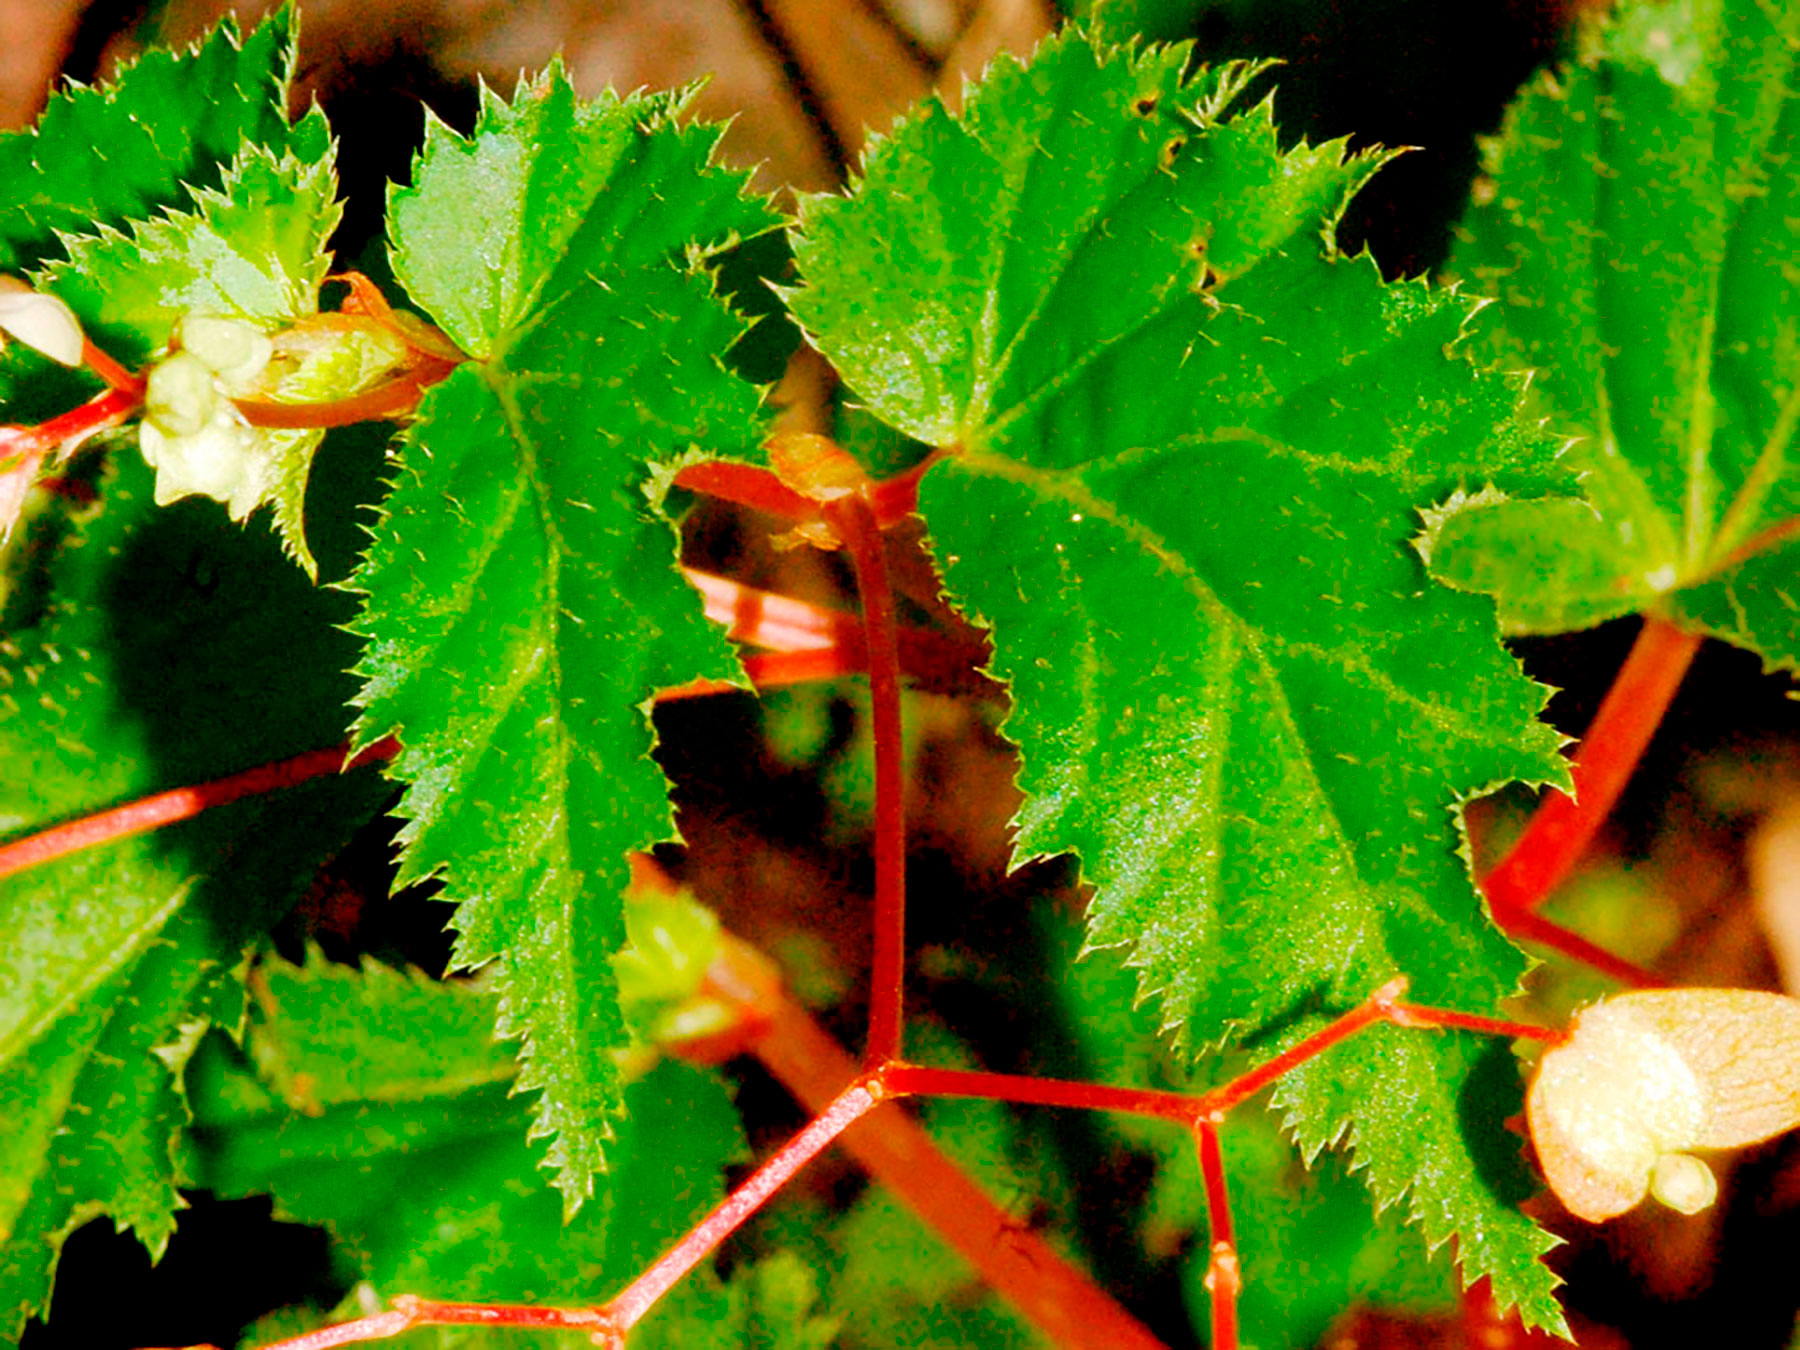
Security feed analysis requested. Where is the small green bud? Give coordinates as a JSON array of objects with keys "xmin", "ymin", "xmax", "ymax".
[{"xmin": 1649, "ymin": 1153, "xmax": 1717, "ymax": 1215}]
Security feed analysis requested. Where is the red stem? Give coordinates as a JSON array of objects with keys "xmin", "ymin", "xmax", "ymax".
[
  {"xmin": 1198, "ymin": 978, "xmax": 1410, "ymax": 1116},
  {"xmin": 654, "ymin": 648, "xmax": 866, "ymax": 701},
  {"xmin": 212, "ymin": 1295, "xmax": 612, "ymax": 1350},
  {"xmin": 1388, "ymin": 1000, "xmax": 1562, "ymax": 1043},
  {"xmin": 1482, "ymin": 616, "xmax": 1702, "ymax": 921},
  {"xmin": 824, "ymin": 493, "xmax": 910, "ymax": 1068},
  {"xmin": 673, "ymin": 461, "xmax": 818, "ymax": 521},
  {"xmin": 0, "ymin": 738, "xmax": 398, "ymax": 880},
  {"xmin": 883, "ymin": 1064, "xmax": 1203, "ymax": 1124},
  {"xmin": 80, "ymin": 338, "xmax": 144, "ymax": 395},
  {"xmin": 1196, "ymin": 1120, "xmax": 1241, "ymax": 1350},
  {"xmin": 672, "ymin": 457, "xmax": 928, "ymax": 530},
  {"xmin": 1498, "ymin": 909, "xmax": 1665, "ymax": 989},
  {"xmin": 1, "ymin": 385, "xmax": 142, "ymax": 461},
  {"xmin": 602, "ymin": 1081, "xmax": 885, "ymax": 1336},
  {"xmin": 227, "ymin": 1308, "xmax": 416, "ymax": 1350},
  {"xmin": 682, "ymin": 567, "xmax": 848, "ymax": 651}
]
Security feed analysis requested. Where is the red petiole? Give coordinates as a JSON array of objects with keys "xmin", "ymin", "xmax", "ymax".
[
  {"xmin": 822, "ymin": 493, "xmax": 910, "ymax": 1066},
  {"xmin": 1481, "ymin": 615, "xmax": 1704, "ymax": 986}
]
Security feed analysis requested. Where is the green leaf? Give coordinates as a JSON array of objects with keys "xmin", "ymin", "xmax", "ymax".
[
  {"xmin": 0, "ymin": 10, "xmax": 306, "ymax": 276},
  {"xmin": 194, "ymin": 962, "xmax": 747, "ymax": 1350},
  {"xmin": 353, "ymin": 67, "xmax": 779, "ymax": 1213},
  {"xmin": 0, "ymin": 777, "xmax": 387, "ymax": 1343},
  {"xmin": 41, "ymin": 138, "xmax": 339, "ymax": 364},
  {"xmin": 790, "ymin": 30, "xmax": 1565, "ymax": 1325},
  {"xmin": 244, "ymin": 950, "xmax": 518, "ymax": 1112},
  {"xmin": 37, "ymin": 136, "xmax": 342, "ymax": 575},
  {"xmin": 0, "ymin": 446, "xmax": 382, "ymax": 1339},
  {"xmin": 1438, "ymin": 0, "xmax": 1800, "ymax": 666},
  {"xmin": 0, "ymin": 10, "xmax": 319, "ymax": 426}
]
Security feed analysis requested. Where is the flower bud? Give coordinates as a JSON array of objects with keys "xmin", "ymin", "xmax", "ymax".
[
  {"xmin": 0, "ymin": 278, "xmax": 84, "ymax": 367},
  {"xmin": 177, "ymin": 314, "xmax": 273, "ymax": 393},
  {"xmin": 145, "ymin": 352, "xmax": 222, "ymax": 437},
  {"xmin": 1527, "ymin": 989, "xmax": 1800, "ymax": 1221}
]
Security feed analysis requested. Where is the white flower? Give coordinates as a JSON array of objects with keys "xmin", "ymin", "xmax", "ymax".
[
  {"xmin": 1527, "ymin": 989, "xmax": 1800, "ymax": 1221},
  {"xmin": 0, "ymin": 277, "xmax": 83, "ymax": 367},
  {"xmin": 138, "ymin": 315, "xmax": 277, "ymax": 518}
]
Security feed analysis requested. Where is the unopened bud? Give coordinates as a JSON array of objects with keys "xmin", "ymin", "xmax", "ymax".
[
  {"xmin": 178, "ymin": 314, "xmax": 273, "ymax": 393},
  {"xmin": 145, "ymin": 352, "xmax": 222, "ymax": 437},
  {"xmin": 1649, "ymin": 1153, "xmax": 1717, "ymax": 1214}
]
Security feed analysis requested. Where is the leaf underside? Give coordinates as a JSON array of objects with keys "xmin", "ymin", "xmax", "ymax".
[
  {"xmin": 1436, "ymin": 0, "xmax": 1800, "ymax": 669},
  {"xmin": 790, "ymin": 29, "xmax": 1567, "ymax": 1326}
]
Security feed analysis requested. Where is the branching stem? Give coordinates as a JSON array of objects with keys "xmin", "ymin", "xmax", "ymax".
[
  {"xmin": 688, "ymin": 933, "xmax": 1166, "ymax": 1350},
  {"xmin": 53, "ymin": 451, "xmax": 1679, "ymax": 1350}
]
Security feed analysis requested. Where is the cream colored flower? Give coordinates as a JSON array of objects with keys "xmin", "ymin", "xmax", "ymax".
[
  {"xmin": 138, "ymin": 315, "xmax": 276, "ymax": 517},
  {"xmin": 1527, "ymin": 989, "xmax": 1800, "ymax": 1221},
  {"xmin": 0, "ymin": 277, "xmax": 83, "ymax": 367}
]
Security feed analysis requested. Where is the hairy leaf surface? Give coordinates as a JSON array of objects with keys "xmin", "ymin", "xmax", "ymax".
[
  {"xmin": 1435, "ymin": 0, "xmax": 1800, "ymax": 665},
  {"xmin": 193, "ymin": 954, "xmax": 748, "ymax": 1349},
  {"xmin": 0, "ymin": 12, "xmax": 302, "ymax": 277},
  {"xmin": 0, "ymin": 10, "xmax": 309, "ymax": 427},
  {"xmin": 790, "ymin": 31, "xmax": 1565, "ymax": 1323},
  {"xmin": 0, "ymin": 452, "xmax": 385, "ymax": 1339},
  {"xmin": 353, "ymin": 68, "xmax": 778, "ymax": 1212}
]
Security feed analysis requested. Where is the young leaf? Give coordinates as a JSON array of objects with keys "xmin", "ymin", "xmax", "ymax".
[
  {"xmin": 351, "ymin": 68, "xmax": 779, "ymax": 1213},
  {"xmin": 1435, "ymin": 0, "xmax": 1800, "ymax": 666},
  {"xmin": 37, "ymin": 135, "xmax": 342, "ymax": 574},
  {"xmin": 243, "ymin": 949, "xmax": 519, "ymax": 1112},
  {"xmin": 789, "ymin": 30, "xmax": 1566, "ymax": 1324},
  {"xmin": 40, "ymin": 136, "xmax": 338, "ymax": 367},
  {"xmin": 0, "ymin": 10, "xmax": 311, "ymax": 427}
]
